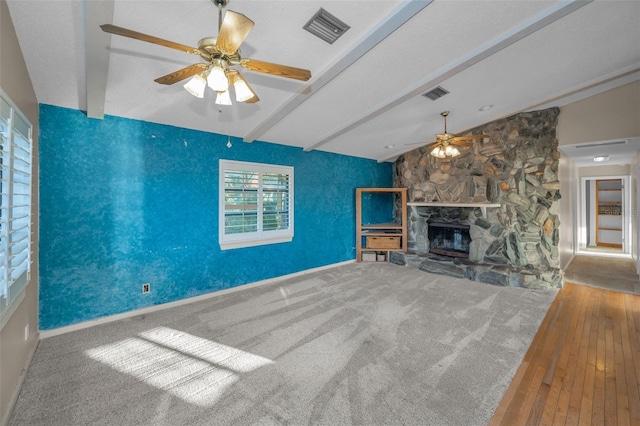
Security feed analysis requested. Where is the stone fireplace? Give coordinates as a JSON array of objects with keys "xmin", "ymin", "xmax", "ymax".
[{"xmin": 391, "ymin": 108, "xmax": 563, "ymax": 289}]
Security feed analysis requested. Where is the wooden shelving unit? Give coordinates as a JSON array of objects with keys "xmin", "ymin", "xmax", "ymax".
[
  {"xmin": 596, "ymin": 179, "xmax": 622, "ymax": 248},
  {"xmin": 355, "ymin": 188, "xmax": 407, "ymax": 262}
]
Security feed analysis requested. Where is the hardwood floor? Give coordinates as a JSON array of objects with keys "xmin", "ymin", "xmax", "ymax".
[{"xmin": 490, "ymin": 282, "xmax": 640, "ymax": 426}]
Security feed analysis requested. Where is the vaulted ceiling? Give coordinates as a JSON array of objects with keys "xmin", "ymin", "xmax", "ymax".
[{"xmin": 6, "ymin": 0, "xmax": 640, "ymax": 162}]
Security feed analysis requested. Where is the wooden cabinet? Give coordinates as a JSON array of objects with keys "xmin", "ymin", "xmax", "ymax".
[
  {"xmin": 596, "ymin": 179, "xmax": 622, "ymax": 248},
  {"xmin": 355, "ymin": 188, "xmax": 407, "ymax": 262}
]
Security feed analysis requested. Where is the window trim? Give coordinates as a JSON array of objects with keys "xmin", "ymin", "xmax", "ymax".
[
  {"xmin": 0, "ymin": 88, "xmax": 33, "ymax": 329},
  {"xmin": 219, "ymin": 159, "xmax": 294, "ymax": 250}
]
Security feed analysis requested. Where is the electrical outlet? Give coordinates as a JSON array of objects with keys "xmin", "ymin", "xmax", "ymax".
[
  {"xmin": 142, "ymin": 283, "xmax": 150, "ymax": 294},
  {"xmin": 24, "ymin": 324, "xmax": 29, "ymax": 341}
]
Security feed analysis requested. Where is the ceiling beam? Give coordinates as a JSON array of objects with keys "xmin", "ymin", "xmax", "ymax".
[
  {"xmin": 85, "ymin": 0, "xmax": 114, "ymax": 119},
  {"xmin": 242, "ymin": 0, "xmax": 433, "ymax": 144},
  {"xmin": 302, "ymin": 0, "xmax": 593, "ymax": 157}
]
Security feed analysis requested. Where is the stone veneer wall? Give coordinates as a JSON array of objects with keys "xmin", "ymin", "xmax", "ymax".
[{"xmin": 392, "ymin": 108, "xmax": 563, "ymax": 289}]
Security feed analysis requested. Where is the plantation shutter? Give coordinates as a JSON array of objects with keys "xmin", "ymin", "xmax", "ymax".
[
  {"xmin": 219, "ymin": 160, "xmax": 293, "ymax": 250},
  {"xmin": 0, "ymin": 92, "xmax": 32, "ymax": 309}
]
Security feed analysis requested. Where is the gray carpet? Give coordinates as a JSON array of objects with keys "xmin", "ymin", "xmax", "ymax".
[
  {"xmin": 564, "ymin": 254, "xmax": 640, "ymax": 294},
  {"xmin": 9, "ymin": 263, "xmax": 557, "ymax": 426}
]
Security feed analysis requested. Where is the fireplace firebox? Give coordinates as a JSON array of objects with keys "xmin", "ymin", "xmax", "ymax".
[{"xmin": 428, "ymin": 222, "xmax": 471, "ymax": 258}]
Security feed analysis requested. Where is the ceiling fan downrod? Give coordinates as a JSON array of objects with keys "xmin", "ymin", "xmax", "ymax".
[
  {"xmin": 441, "ymin": 111, "xmax": 449, "ymax": 134},
  {"xmin": 212, "ymin": 0, "xmax": 230, "ymax": 32}
]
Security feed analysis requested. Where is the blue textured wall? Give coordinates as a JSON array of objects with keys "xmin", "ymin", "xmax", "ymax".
[{"xmin": 39, "ymin": 104, "xmax": 392, "ymax": 329}]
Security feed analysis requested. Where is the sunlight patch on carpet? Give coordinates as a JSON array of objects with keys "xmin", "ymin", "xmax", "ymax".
[{"xmin": 85, "ymin": 327, "xmax": 273, "ymax": 406}]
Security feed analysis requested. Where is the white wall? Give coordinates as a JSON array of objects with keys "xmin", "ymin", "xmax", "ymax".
[
  {"xmin": 579, "ymin": 164, "xmax": 630, "ymax": 177},
  {"xmin": 558, "ymin": 80, "xmax": 640, "ymax": 146},
  {"xmin": 0, "ymin": 0, "xmax": 40, "ymax": 423},
  {"xmin": 558, "ymin": 152, "xmax": 577, "ymax": 269}
]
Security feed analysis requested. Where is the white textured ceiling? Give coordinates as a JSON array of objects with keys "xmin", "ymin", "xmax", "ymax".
[{"xmin": 6, "ymin": 0, "xmax": 640, "ymax": 163}]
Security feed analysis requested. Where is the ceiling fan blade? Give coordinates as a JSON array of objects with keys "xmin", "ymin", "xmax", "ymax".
[
  {"xmin": 101, "ymin": 24, "xmax": 200, "ymax": 55},
  {"xmin": 241, "ymin": 58, "xmax": 311, "ymax": 81},
  {"xmin": 452, "ymin": 134, "xmax": 489, "ymax": 141},
  {"xmin": 216, "ymin": 10, "xmax": 255, "ymax": 55},
  {"xmin": 154, "ymin": 63, "xmax": 209, "ymax": 85},
  {"xmin": 405, "ymin": 140, "xmax": 437, "ymax": 147},
  {"xmin": 450, "ymin": 140, "xmax": 474, "ymax": 147},
  {"xmin": 230, "ymin": 71, "xmax": 260, "ymax": 103}
]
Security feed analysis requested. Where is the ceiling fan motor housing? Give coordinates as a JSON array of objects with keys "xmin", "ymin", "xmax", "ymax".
[{"xmin": 197, "ymin": 37, "xmax": 241, "ymax": 64}]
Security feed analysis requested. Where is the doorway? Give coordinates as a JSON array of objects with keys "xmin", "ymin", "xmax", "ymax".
[{"xmin": 578, "ymin": 175, "xmax": 631, "ymax": 256}]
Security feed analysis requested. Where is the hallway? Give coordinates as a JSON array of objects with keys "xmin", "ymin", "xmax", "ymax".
[{"xmin": 564, "ymin": 254, "xmax": 640, "ymax": 294}]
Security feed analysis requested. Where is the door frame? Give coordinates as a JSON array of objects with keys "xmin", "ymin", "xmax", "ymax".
[{"xmin": 578, "ymin": 174, "xmax": 631, "ymax": 255}]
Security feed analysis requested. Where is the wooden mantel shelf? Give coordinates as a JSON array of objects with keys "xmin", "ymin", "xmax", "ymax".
[{"xmin": 407, "ymin": 202, "xmax": 501, "ymax": 217}]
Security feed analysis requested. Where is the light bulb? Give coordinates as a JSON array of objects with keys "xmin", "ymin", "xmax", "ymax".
[
  {"xmin": 183, "ymin": 74, "xmax": 207, "ymax": 98},
  {"xmin": 215, "ymin": 89, "xmax": 232, "ymax": 106},
  {"xmin": 450, "ymin": 147, "xmax": 461, "ymax": 157},
  {"xmin": 207, "ymin": 65, "xmax": 229, "ymax": 92}
]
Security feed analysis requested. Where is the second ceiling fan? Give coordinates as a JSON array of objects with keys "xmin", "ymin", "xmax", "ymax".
[
  {"xmin": 427, "ymin": 111, "xmax": 488, "ymax": 158},
  {"xmin": 101, "ymin": 0, "xmax": 312, "ymax": 105}
]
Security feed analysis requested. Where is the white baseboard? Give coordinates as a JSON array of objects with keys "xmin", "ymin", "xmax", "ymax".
[{"xmin": 40, "ymin": 260, "xmax": 355, "ymax": 339}]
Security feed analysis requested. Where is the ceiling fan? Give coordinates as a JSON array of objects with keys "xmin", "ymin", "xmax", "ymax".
[
  {"xmin": 425, "ymin": 111, "xmax": 488, "ymax": 158},
  {"xmin": 101, "ymin": 0, "xmax": 312, "ymax": 105}
]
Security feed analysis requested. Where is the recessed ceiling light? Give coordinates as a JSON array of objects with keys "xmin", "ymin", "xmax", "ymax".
[
  {"xmin": 479, "ymin": 104, "xmax": 493, "ymax": 112},
  {"xmin": 384, "ymin": 144, "xmax": 396, "ymax": 149},
  {"xmin": 593, "ymin": 155, "xmax": 610, "ymax": 162}
]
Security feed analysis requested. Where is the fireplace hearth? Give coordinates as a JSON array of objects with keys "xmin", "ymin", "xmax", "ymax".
[{"xmin": 428, "ymin": 222, "xmax": 470, "ymax": 258}]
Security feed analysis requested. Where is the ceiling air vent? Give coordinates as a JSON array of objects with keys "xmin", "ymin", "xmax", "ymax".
[
  {"xmin": 422, "ymin": 86, "xmax": 450, "ymax": 101},
  {"xmin": 575, "ymin": 140, "xmax": 628, "ymax": 148},
  {"xmin": 303, "ymin": 8, "xmax": 350, "ymax": 44}
]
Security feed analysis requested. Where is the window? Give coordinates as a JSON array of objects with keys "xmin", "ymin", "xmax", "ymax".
[
  {"xmin": 219, "ymin": 160, "xmax": 293, "ymax": 250},
  {"xmin": 0, "ymin": 90, "xmax": 32, "ymax": 324}
]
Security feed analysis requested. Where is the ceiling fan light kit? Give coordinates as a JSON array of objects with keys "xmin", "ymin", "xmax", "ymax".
[
  {"xmin": 429, "ymin": 144, "xmax": 460, "ymax": 158},
  {"xmin": 429, "ymin": 138, "xmax": 461, "ymax": 158},
  {"xmin": 101, "ymin": 0, "xmax": 311, "ymax": 107}
]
